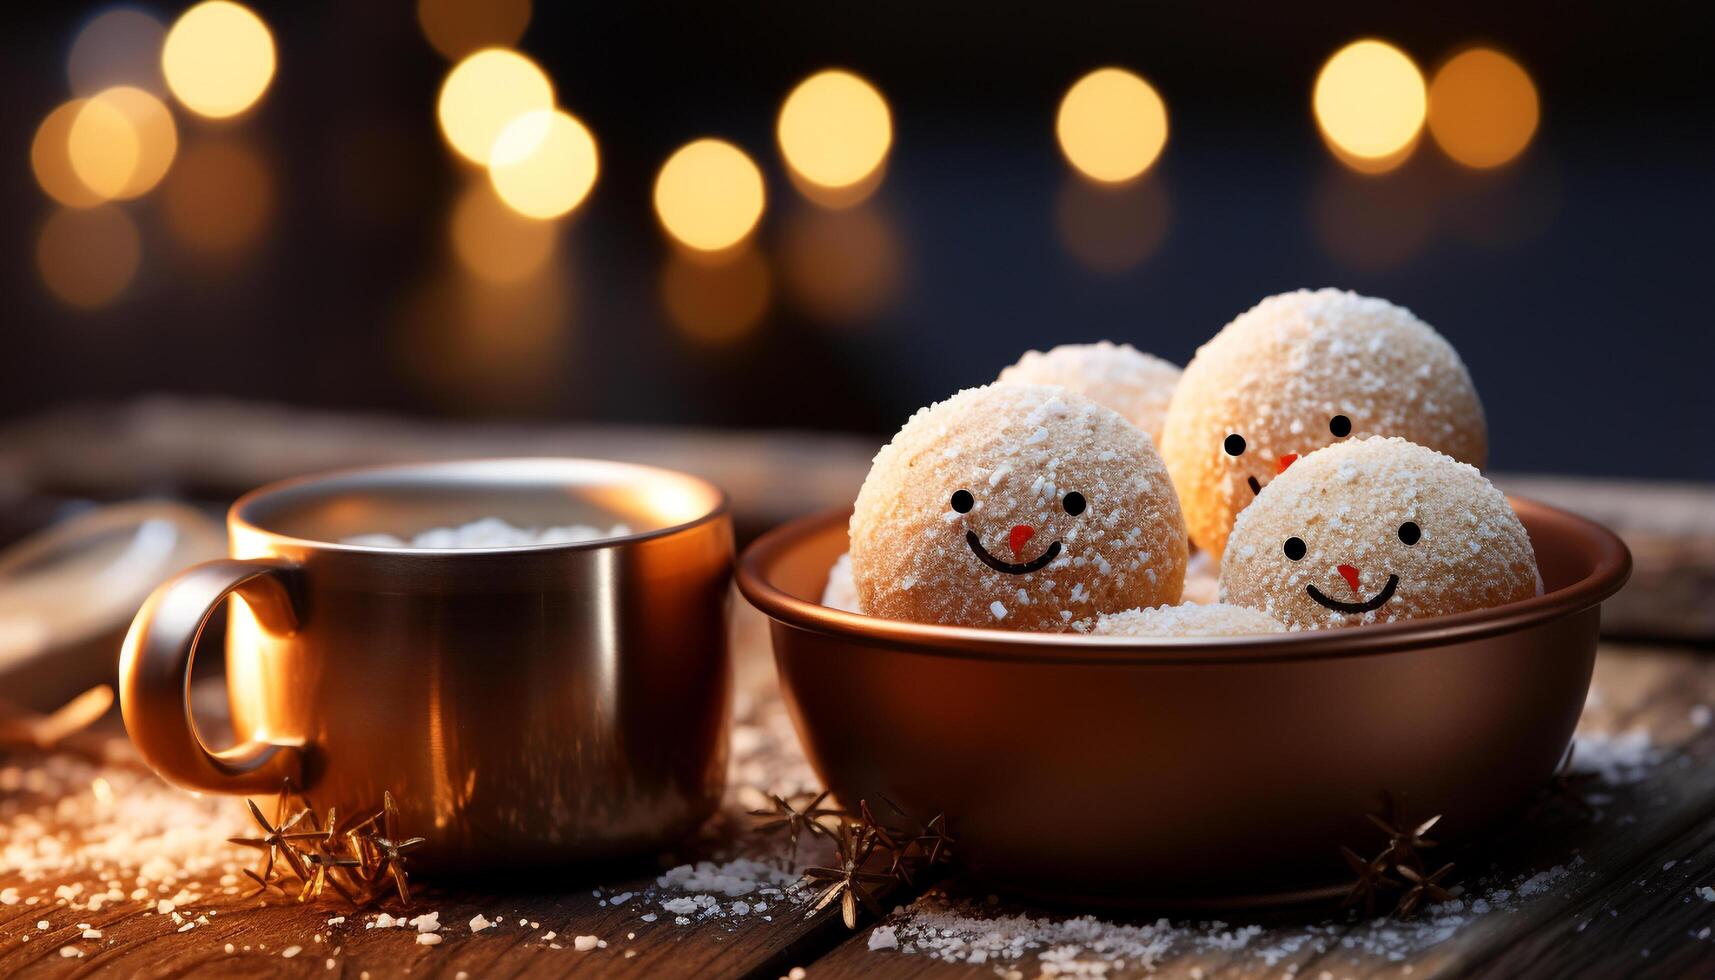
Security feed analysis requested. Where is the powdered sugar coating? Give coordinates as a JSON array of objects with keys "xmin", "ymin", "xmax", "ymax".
[
  {"xmin": 1159, "ymin": 289, "xmax": 1486, "ymax": 557},
  {"xmin": 1093, "ymin": 602, "xmax": 1286, "ymax": 638},
  {"xmin": 997, "ymin": 342, "xmax": 1182, "ymax": 446},
  {"xmin": 851, "ymin": 384, "xmax": 1187, "ymax": 632},
  {"xmin": 1219, "ymin": 437, "xmax": 1536, "ymax": 630},
  {"xmin": 821, "ymin": 551, "xmax": 860, "ymax": 612}
]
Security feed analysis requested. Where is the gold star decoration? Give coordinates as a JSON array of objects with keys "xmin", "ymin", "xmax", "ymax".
[
  {"xmin": 229, "ymin": 781, "xmax": 423, "ymax": 909},
  {"xmin": 1396, "ymin": 862, "xmax": 1456, "ymax": 918},
  {"xmin": 748, "ymin": 790, "xmax": 838, "ymax": 870},
  {"xmin": 1366, "ymin": 794, "xmax": 1441, "ymax": 872},
  {"xmin": 228, "ymin": 798, "xmax": 312, "ymax": 889},
  {"xmin": 753, "ymin": 787, "xmax": 956, "ymax": 930},
  {"xmin": 362, "ymin": 791, "xmax": 426, "ymax": 906},
  {"xmin": 1338, "ymin": 845, "xmax": 1397, "ymax": 917},
  {"xmin": 803, "ymin": 821, "xmax": 894, "ymax": 929},
  {"xmin": 1338, "ymin": 793, "xmax": 1454, "ymax": 919}
]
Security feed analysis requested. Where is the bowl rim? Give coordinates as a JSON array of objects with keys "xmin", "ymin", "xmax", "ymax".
[
  {"xmin": 230, "ymin": 457, "xmax": 732, "ymax": 556},
  {"xmin": 736, "ymin": 496, "xmax": 1632, "ymax": 666}
]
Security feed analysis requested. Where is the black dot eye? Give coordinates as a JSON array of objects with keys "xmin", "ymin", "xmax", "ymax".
[
  {"xmin": 1330, "ymin": 415, "xmax": 1352, "ymax": 438},
  {"xmin": 1398, "ymin": 521, "xmax": 1421, "ymax": 545},
  {"xmin": 1224, "ymin": 434, "xmax": 1246, "ymax": 457},
  {"xmin": 950, "ymin": 489, "xmax": 974, "ymax": 513},
  {"xmin": 1062, "ymin": 491, "xmax": 1086, "ymax": 516},
  {"xmin": 1284, "ymin": 537, "xmax": 1306, "ymax": 561}
]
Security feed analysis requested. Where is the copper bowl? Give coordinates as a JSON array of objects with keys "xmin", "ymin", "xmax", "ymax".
[{"xmin": 736, "ymin": 498, "xmax": 1630, "ymax": 906}]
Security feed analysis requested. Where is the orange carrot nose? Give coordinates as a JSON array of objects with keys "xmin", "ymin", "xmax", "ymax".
[
  {"xmin": 1277, "ymin": 453, "xmax": 1299, "ymax": 474},
  {"xmin": 1337, "ymin": 564, "xmax": 1361, "ymax": 593},
  {"xmin": 1009, "ymin": 524, "xmax": 1036, "ymax": 556}
]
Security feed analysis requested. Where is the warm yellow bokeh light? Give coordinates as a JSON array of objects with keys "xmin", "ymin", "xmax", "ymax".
[
  {"xmin": 37, "ymin": 207, "xmax": 142, "ymax": 309},
  {"xmin": 33, "ymin": 101, "xmax": 106, "ymax": 208},
  {"xmin": 1056, "ymin": 68, "xmax": 1169, "ymax": 184},
  {"xmin": 654, "ymin": 139, "xmax": 766, "ymax": 252},
  {"xmin": 1428, "ymin": 48, "xmax": 1539, "ymax": 169},
  {"xmin": 417, "ymin": 0, "xmax": 532, "ymax": 61},
  {"xmin": 777, "ymin": 70, "xmax": 892, "ymax": 193},
  {"xmin": 74, "ymin": 87, "xmax": 178, "ymax": 200},
  {"xmin": 488, "ymin": 109, "xmax": 599, "ymax": 219},
  {"xmin": 437, "ymin": 48, "xmax": 554, "ymax": 165},
  {"xmin": 451, "ymin": 181, "xmax": 558, "ymax": 283},
  {"xmin": 1314, "ymin": 40, "xmax": 1426, "ymax": 170},
  {"xmin": 163, "ymin": 137, "xmax": 273, "ymax": 255},
  {"xmin": 162, "ymin": 1, "xmax": 277, "ymax": 119},
  {"xmin": 67, "ymin": 97, "xmax": 140, "ymax": 201}
]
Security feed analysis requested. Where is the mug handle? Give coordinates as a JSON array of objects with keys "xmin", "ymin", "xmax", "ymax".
[{"xmin": 120, "ymin": 558, "xmax": 305, "ymax": 794}]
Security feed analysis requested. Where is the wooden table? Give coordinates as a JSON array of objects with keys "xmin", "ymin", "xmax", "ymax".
[
  {"xmin": 2, "ymin": 401, "xmax": 1713, "ymax": 977},
  {"xmin": 1, "ymin": 629, "xmax": 1712, "ymax": 978}
]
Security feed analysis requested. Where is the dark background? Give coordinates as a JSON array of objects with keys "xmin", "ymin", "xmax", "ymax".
[{"xmin": 5, "ymin": 2, "xmax": 1712, "ymax": 479}]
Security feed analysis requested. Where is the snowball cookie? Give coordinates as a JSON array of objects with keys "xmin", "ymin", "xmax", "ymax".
[
  {"xmin": 1093, "ymin": 603, "xmax": 1286, "ymax": 638},
  {"xmin": 850, "ymin": 384, "xmax": 1187, "ymax": 632},
  {"xmin": 1159, "ymin": 289, "xmax": 1487, "ymax": 558},
  {"xmin": 997, "ymin": 342, "xmax": 1183, "ymax": 446},
  {"xmin": 1219, "ymin": 437, "xmax": 1537, "ymax": 630}
]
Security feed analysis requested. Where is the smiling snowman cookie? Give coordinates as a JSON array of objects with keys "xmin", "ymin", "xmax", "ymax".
[
  {"xmin": 850, "ymin": 383, "xmax": 1187, "ymax": 631},
  {"xmin": 1159, "ymin": 289, "xmax": 1487, "ymax": 558},
  {"xmin": 1218, "ymin": 437, "xmax": 1537, "ymax": 630}
]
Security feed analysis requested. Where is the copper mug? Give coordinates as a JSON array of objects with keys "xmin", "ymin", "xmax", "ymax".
[{"xmin": 120, "ymin": 459, "xmax": 733, "ymax": 871}]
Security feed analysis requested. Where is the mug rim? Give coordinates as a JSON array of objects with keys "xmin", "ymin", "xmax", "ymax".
[
  {"xmin": 736, "ymin": 496, "xmax": 1632, "ymax": 666},
  {"xmin": 229, "ymin": 457, "xmax": 731, "ymax": 555}
]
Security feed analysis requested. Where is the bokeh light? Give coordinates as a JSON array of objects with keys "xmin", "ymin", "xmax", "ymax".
[
  {"xmin": 1427, "ymin": 48, "xmax": 1539, "ymax": 169},
  {"xmin": 417, "ymin": 0, "xmax": 531, "ymax": 61},
  {"xmin": 777, "ymin": 70, "xmax": 892, "ymax": 197},
  {"xmin": 451, "ymin": 181, "xmax": 558, "ymax": 283},
  {"xmin": 66, "ymin": 96, "xmax": 139, "ymax": 202},
  {"xmin": 33, "ymin": 101, "xmax": 107, "ymax": 208},
  {"xmin": 69, "ymin": 7, "xmax": 167, "ymax": 95},
  {"xmin": 162, "ymin": 1, "xmax": 277, "ymax": 119},
  {"xmin": 781, "ymin": 206, "xmax": 902, "ymax": 323},
  {"xmin": 37, "ymin": 207, "xmax": 142, "ymax": 309},
  {"xmin": 488, "ymin": 109, "xmax": 599, "ymax": 219},
  {"xmin": 1056, "ymin": 177, "xmax": 1171, "ymax": 273},
  {"xmin": 162, "ymin": 137, "xmax": 273, "ymax": 255},
  {"xmin": 662, "ymin": 247, "xmax": 771, "ymax": 344},
  {"xmin": 1313, "ymin": 40, "xmax": 1426, "ymax": 173},
  {"xmin": 654, "ymin": 139, "xmax": 766, "ymax": 252},
  {"xmin": 437, "ymin": 48, "xmax": 554, "ymax": 165},
  {"xmin": 77, "ymin": 87, "xmax": 178, "ymax": 200},
  {"xmin": 1056, "ymin": 68, "xmax": 1169, "ymax": 184}
]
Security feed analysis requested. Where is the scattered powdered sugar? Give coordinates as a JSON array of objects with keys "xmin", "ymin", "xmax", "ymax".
[
  {"xmin": 636, "ymin": 857, "xmax": 810, "ymax": 927},
  {"xmin": 1571, "ymin": 729, "xmax": 1665, "ymax": 786},
  {"xmin": 343, "ymin": 516, "xmax": 631, "ymax": 550},
  {"xmin": 879, "ymin": 862, "xmax": 1590, "ymax": 975},
  {"xmin": 821, "ymin": 551, "xmax": 861, "ymax": 612}
]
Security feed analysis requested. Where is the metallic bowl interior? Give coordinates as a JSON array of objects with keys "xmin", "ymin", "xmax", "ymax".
[
  {"xmin": 234, "ymin": 457, "xmax": 723, "ymax": 547},
  {"xmin": 737, "ymin": 498, "xmax": 1631, "ymax": 906}
]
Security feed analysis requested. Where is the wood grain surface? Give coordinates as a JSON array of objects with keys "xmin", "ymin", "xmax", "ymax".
[{"xmin": 0, "ymin": 637, "xmax": 1710, "ymax": 978}]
